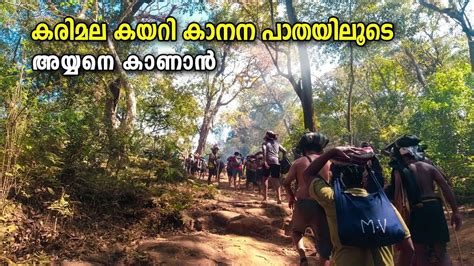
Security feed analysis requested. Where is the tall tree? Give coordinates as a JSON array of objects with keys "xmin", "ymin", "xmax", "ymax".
[
  {"xmin": 347, "ymin": 42, "xmax": 355, "ymax": 145},
  {"xmin": 419, "ymin": 0, "xmax": 474, "ymax": 72},
  {"xmin": 284, "ymin": 0, "xmax": 315, "ymax": 131},
  {"xmin": 221, "ymin": 72, "xmax": 298, "ymax": 155},
  {"xmin": 346, "ymin": 0, "xmax": 355, "ymax": 145},
  {"xmin": 43, "ymin": 0, "xmax": 182, "ymax": 132},
  {"xmin": 193, "ymin": 46, "xmax": 262, "ymax": 155},
  {"xmin": 237, "ymin": 0, "xmax": 316, "ymax": 131}
]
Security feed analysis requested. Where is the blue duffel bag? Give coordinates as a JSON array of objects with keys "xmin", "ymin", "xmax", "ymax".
[{"xmin": 333, "ymin": 166, "xmax": 406, "ymax": 247}]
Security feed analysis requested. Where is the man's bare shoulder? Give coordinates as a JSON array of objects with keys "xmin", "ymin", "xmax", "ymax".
[
  {"xmin": 410, "ymin": 160, "xmax": 438, "ymax": 173},
  {"xmin": 412, "ymin": 160, "xmax": 434, "ymax": 168},
  {"xmin": 293, "ymin": 156, "xmax": 312, "ymax": 166}
]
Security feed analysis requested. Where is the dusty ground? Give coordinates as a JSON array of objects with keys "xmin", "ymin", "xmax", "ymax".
[
  {"xmin": 448, "ymin": 206, "xmax": 474, "ymax": 266},
  {"xmin": 132, "ymin": 180, "xmax": 305, "ymax": 265},
  {"xmin": 59, "ymin": 177, "xmax": 473, "ymax": 266},
  {"xmin": 131, "ymin": 179, "xmax": 474, "ymax": 266}
]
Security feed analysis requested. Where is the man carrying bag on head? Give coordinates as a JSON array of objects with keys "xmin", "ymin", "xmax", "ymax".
[{"xmin": 304, "ymin": 146, "xmax": 414, "ymax": 266}]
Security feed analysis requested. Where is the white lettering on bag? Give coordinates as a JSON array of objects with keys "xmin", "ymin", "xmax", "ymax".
[{"xmin": 361, "ymin": 219, "xmax": 387, "ymax": 234}]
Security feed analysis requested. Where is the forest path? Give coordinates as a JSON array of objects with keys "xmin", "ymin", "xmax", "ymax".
[
  {"xmin": 132, "ymin": 177, "xmax": 474, "ymax": 266},
  {"xmin": 61, "ymin": 177, "xmax": 473, "ymax": 266},
  {"xmin": 133, "ymin": 178, "xmax": 312, "ymax": 265}
]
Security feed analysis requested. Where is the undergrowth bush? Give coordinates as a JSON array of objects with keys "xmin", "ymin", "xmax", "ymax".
[{"xmin": 451, "ymin": 176, "xmax": 474, "ymax": 204}]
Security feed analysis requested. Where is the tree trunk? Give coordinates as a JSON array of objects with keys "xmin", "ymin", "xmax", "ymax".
[
  {"xmin": 418, "ymin": 0, "xmax": 473, "ymax": 73},
  {"xmin": 106, "ymin": 37, "xmax": 137, "ymax": 132},
  {"xmin": 299, "ymin": 44, "xmax": 315, "ymax": 131},
  {"xmin": 404, "ymin": 46, "xmax": 427, "ymax": 87},
  {"xmin": 262, "ymin": 73, "xmax": 292, "ymax": 135},
  {"xmin": 347, "ymin": 43, "xmax": 354, "ymax": 145},
  {"xmin": 104, "ymin": 79, "xmax": 120, "ymax": 130},
  {"xmin": 104, "ymin": 79, "xmax": 121, "ymax": 165},
  {"xmin": 195, "ymin": 100, "xmax": 213, "ymax": 155},
  {"xmin": 346, "ymin": 0, "xmax": 354, "ymax": 145},
  {"xmin": 123, "ymin": 79, "xmax": 137, "ymax": 131},
  {"xmin": 285, "ymin": 0, "xmax": 315, "ymax": 131},
  {"xmin": 468, "ymin": 36, "xmax": 474, "ymax": 73}
]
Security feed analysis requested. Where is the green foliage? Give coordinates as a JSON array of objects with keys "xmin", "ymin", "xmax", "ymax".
[
  {"xmin": 139, "ymin": 74, "xmax": 199, "ymax": 138},
  {"xmin": 282, "ymin": 124, "xmax": 307, "ymax": 155},
  {"xmin": 47, "ymin": 193, "xmax": 74, "ymax": 217},
  {"xmin": 409, "ymin": 62, "xmax": 474, "ymax": 180},
  {"xmin": 274, "ymin": 0, "xmax": 473, "ymax": 200}
]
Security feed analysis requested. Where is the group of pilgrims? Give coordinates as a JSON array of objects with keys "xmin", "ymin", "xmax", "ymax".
[{"xmin": 184, "ymin": 131, "xmax": 462, "ymax": 266}]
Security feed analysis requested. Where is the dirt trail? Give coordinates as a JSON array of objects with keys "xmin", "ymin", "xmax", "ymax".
[
  {"xmin": 133, "ymin": 181, "xmax": 307, "ymax": 265},
  {"xmin": 61, "ymin": 179, "xmax": 473, "ymax": 266},
  {"xmin": 131, "ymin": 180, "xmax": 474, "ymax": 266}
]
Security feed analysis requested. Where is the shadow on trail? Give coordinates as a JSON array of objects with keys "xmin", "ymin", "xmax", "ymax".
[
  {"xmin": 129, "ymin": 176, "xmax": 320, "ymax": 265},
  {"xmin": 138, "ymin": 234, "xmax": 233, "ymax": 265}
]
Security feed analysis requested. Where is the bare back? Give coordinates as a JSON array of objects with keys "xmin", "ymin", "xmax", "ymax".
[
  {"xmin": 287, "ymin": 154, "xmax": 331, "ymax": 200},
  {"xmin": 407, "ymin": 161, "xmax": 441, "ymax": 199}
]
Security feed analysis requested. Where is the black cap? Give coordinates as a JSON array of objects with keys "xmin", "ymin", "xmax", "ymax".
[
  {"xmin": 395, "ymin": 134, "xmax": 421, "ymax": 148},
  {"xmin": 297, "ymin": 132, "xmax": 329, "ymax": 151}
]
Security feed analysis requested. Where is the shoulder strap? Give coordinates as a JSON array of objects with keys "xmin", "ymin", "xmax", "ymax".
[
  {"xmin": 392, "ymin": 162, "xmax": 422, "ymax": 206},
  {"xmin": 366, "ymin": 166, "xmax": 383, "ymax": 192},
  {"xmin": 305, "ymin": 155, "xmax": 312, "ymax": 163}
]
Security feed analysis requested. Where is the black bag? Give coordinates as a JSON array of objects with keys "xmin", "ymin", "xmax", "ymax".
[{"xmin": 280, "ymin": 155, "xmax": 292, "ymax": 174}]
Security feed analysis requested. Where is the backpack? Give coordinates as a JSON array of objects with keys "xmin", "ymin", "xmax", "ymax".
[
  {"xmin": 230, "ymin": 156, "xmax": 241, "ymax": 168},
  {"xmin": 208, "ymin": 154, "xmax": 217, "ymax": 169},
  {"xmin": 279, "ymin": 155, "xmax": 292, "ymax": 174},
  {"xmin": 333, "ymin": 166, "xmax": 406, "ymax": 248},
  {"xmin": 386, "ymin": 160, "xmax": 422, "ymax": 206}
]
